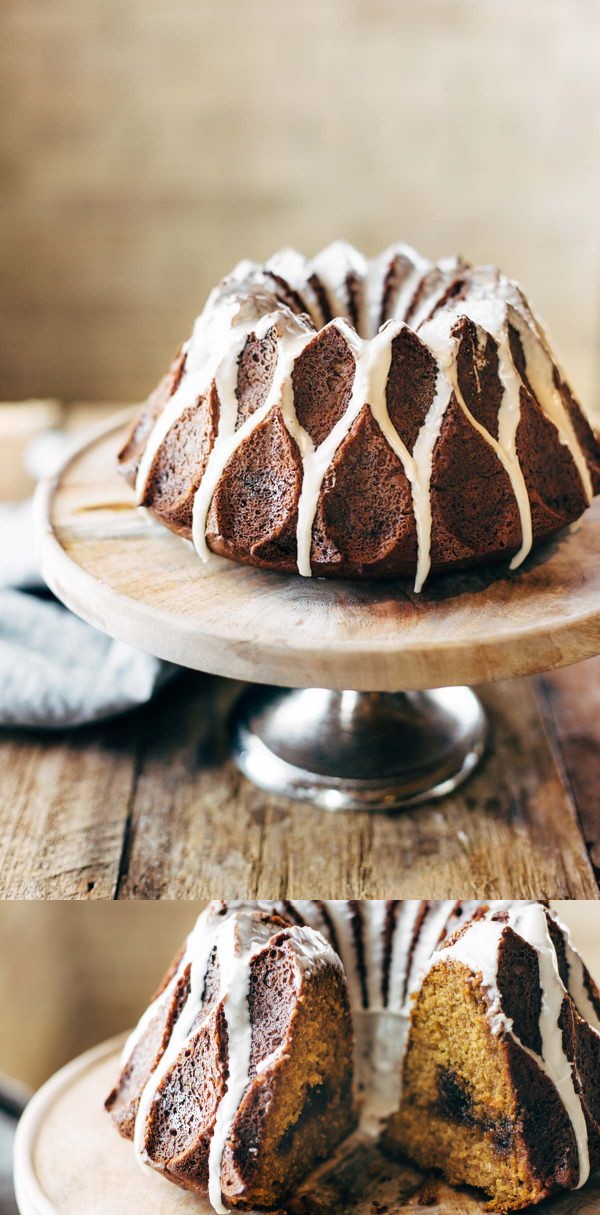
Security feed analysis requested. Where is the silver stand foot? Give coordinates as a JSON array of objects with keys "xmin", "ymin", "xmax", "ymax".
[{"xmin": 231, "ymin": 687, "xmax": 487, "ymax": 812}]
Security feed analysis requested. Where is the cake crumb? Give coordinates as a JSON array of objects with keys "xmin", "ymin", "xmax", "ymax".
[{"xmin": 414, "ymin": 1181, "xmax": 439, "ymax": 1205}]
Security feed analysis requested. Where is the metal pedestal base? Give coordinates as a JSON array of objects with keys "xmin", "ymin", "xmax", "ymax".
[{"xmin": 231, "ymin": 686, "xmax": 487, "ymax": 811}]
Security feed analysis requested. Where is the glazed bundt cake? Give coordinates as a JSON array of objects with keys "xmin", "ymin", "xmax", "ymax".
[
  {"xmin": 106, "ymin": 905, "xmax": 355, "ymax": 1211},
  {"xmin": 107, "ymin": 900, "xmax": 600, "ymax": 1212},
  {"xmin": 120, "ymin": 242, "xmax": 600, "ymax": 589}
]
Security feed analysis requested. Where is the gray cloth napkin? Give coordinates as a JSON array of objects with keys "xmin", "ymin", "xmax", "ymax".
[
  {"xmin": 0, "ymin": 1077, "xmax": 29, "ymax": 1215},
  {"xmin": 0, "ymin": 1109, "xmax": 18, "ymax": 1215},
  {"xmin": 0, "ymin": 433, "xmax": 176, "ymax": 729}
]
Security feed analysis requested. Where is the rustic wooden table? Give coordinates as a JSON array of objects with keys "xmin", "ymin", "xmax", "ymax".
[{"xmin": 0, "ymin": 404, "xmax": 598, "ymax": 901}]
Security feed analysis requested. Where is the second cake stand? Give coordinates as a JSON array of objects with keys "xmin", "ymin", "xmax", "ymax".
[{"xmin": 37, "ymin": 414, "xmax": 600, "ymax": 810}]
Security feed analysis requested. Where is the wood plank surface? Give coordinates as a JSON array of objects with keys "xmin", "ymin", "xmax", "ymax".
[
  {"xmin": 0, "ymin": 716, "xmax": 139, "ymax": 899},
  {"xmin": 0, "ymin": 665, "xmax": 598, "ymax": 901},
  {"xmin": 116, "ymin": 671, "xmax": 595, "ymax": 901},
  {"xmin": 536, "ymin": 658, "xmax": 600, "ymax": 885}
]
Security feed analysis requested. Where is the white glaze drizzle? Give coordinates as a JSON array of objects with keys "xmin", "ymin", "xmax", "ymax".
[
  {"xmin": 284, "ymin": 899, "xmax": 328, "ymax": 933},
  {"xmin": 123, "ymin": 900, "xmax": 600, "ymax": 1210},
  {"xmin": 295, "ymin": 319, "xmax": 406, "ymax": 576},
  {"xmin": 386, "ymin": 901, "xmax": 423, "ymax": 1012},
  {"xmin": 309, "ymin": 240, "xmax": 367, "ymax": 330},
  {"xmin": 293, "ymin": 317, "xmax": 452, "ymax": 590},
  {"xmin": 323, "ymin": 900, "xmax": 363, "ymax": 1010},
  {"xmin": 363, "ymin": 900, "xmax": 389, "ymax": 1010},
  {"xmin": 360, "ymin": 901, "xmax": 411, "ymax": 1127},
  {"xmin": 264, "ymin": 248, "xmax": 325, "ymax": 328},
  {"xmin": 389, "ymin": 250, "xmax": 433, "ymax": 327},
  {"xmin": 320, "ymin": 901, "xmax": 401, "ymax": 1128},
  {"xmin": 508, "ymin": 302, "xmax": 593, "ymax": 503},
  {"xmin": 191, "ymin": 311, "xmax": 314, "ymax": 560},
  {"xmin": 128, "ymin": 903, "xmax": 328, "ymax": 1214},
  {"xmin": 135, "ymin": 277, "xmax": 304, "ymax": 505},
  {"xmin": 403, "ymin": 900, "xmax": 458, "ymax": 999},
  {"xmin": 408, "ymin": 370, "xmax": 454, "ymax": 591},
  {"xmin": 419, "ymin": 295, "xmax": 534, "ymax": 570},
  {"xmin": 425, "ymin": 903, "xmax": 593, "ymax": 1189},
  {"xmin": 135, "ymin": 244, "xmax": 594, "ymax": 592},
  {"xmin": 364, "ymin": 247, "xmax": 396, "ymax": 337},
  {"xmin": 407, "ymin": 256, "xmax": 464, "ymax": 330},
  {"xmin": 132, "ymin": 907, "xmax": 225, "ymax": 1175},
  {"xmin": 206, "ymin": 912, "xmax": 276, "ymax": 1213},
  {"xmin": 550, "ymin": 908, "xmax": 600, "ymax": 1032},
  {"xmin": 365, "ymin": 243, "xmax": 432, "ymax": 335}
]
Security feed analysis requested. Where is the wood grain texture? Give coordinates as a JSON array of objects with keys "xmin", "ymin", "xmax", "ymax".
[
  {"xmin": 93, "ymin": 673, "xmax": 600, "ymax": 902},
  {"xmin": 1, "ymin": 668, "xmax": 598, "ymax": 901},
  {"xmin": 0, "ymin": 716, "xmax": 139, "ymax": 899},
  {"xmin": 536, "ymin": 658, "xmax": 600, "ymax": 885},
  {"xmin": 14, "ymin": 1037, "xmax": 600, "ymax": 1215},
  {"xmin": 38, "ymin": 416, "xmax": 600, "ymax": 692}
]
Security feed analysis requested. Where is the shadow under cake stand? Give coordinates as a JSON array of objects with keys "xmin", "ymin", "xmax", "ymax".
[
  {"xmin": 14, "ymin": 1035, "xmax": 600, "ymax": 1215},
  {"xmin": 36, "ymin": 413, "xmax": 600, "ymax": 811}
]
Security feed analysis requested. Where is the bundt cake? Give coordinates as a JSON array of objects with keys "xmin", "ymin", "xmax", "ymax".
[
  {"xmin": 107, "ymin": 899, "xmax": 600, "ymax": 1212},
  {"xmin": 106, "ymin": 905, "xmax": 355, "ymax": 1211},
  {"xmin": 120, "ymin": 242, "xmax": 600, "ymax": 589}
]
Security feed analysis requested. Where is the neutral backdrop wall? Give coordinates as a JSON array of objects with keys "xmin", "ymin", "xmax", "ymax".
[
  {"xmin": 0, "ymin": 902, "xmax": 596, "ymax": 1090},
  {"xmin": 2, "ymin": 0, "xmax": 599, "ymax": 413}
]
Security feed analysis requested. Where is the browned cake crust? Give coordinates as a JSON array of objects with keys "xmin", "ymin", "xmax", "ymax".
[
  {"xmin": 107, "ymin": 902, "xmax": 600, "ymax": 1212},
  {"xmin": 107, "ymin": 916, "xmax": 356, "ymax": 1209},
  {"xmin": 388, "ymin": 916, "xmax": 600, "ymax": 1212},
  {"xmin": 119, "ymin": 246, "xmax": 600, "ymax": 584}
]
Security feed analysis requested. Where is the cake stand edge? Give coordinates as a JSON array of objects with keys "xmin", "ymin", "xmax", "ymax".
[{"xmin": 13, "ymin": 1035, "xmax": 127, "ymax": 1215}]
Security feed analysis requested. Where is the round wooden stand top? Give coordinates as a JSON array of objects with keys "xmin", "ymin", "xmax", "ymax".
[
  {"xmin": 14, "ymin": 1035, "xmax": 600, "ymax": 1215},
  {"xmin": 37, "ymin": 413, "xmax": 600, "ymax": 692},
  {"xmin": 14, "ymin": 1036, "xmax": 208, "ymax": 1215}
]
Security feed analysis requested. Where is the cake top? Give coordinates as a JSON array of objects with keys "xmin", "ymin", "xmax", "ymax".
[{"xmin": 131, "ymin": 242, "xmax": 596, "ymax": 590}]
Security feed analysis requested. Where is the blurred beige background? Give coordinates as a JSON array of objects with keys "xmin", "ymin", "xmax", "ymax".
[
  {"xmin": 1, "ymin": 0, "xmax": 599, "ymax": 414},
  {"xmin": 0, "ymin": 902, "xmax": 596, "ymax": 1091}
]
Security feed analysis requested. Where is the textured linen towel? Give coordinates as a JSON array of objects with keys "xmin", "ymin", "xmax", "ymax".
[{"xmin": 0, "ymin": 432, "xmax": 176, "ymax": 729}]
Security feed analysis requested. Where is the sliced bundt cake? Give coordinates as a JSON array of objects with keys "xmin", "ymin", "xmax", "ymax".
[
  {"xmin": 387, "ymin": 902, "xmax": 600, "ymax": 1211},
  {"xmin": 120, "ymin": 243, "xmax": 600, "ymax": 589},
  {"xmin": 107, "ymin": 900, "xmax": 600, "ymax": 1211},
  {"xmin": 106, "ymin": 903, "xmax": 355, "ymax": 1211}
]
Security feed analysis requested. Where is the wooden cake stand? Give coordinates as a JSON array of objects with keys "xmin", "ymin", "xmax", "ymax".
[
  {"xmin": 14, "ymin": 1036, "xmax": 600, "ymax": 1215},
  {"xmin": 36, "ymin": 414, "xmax": 600, "ymax": 810}
]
